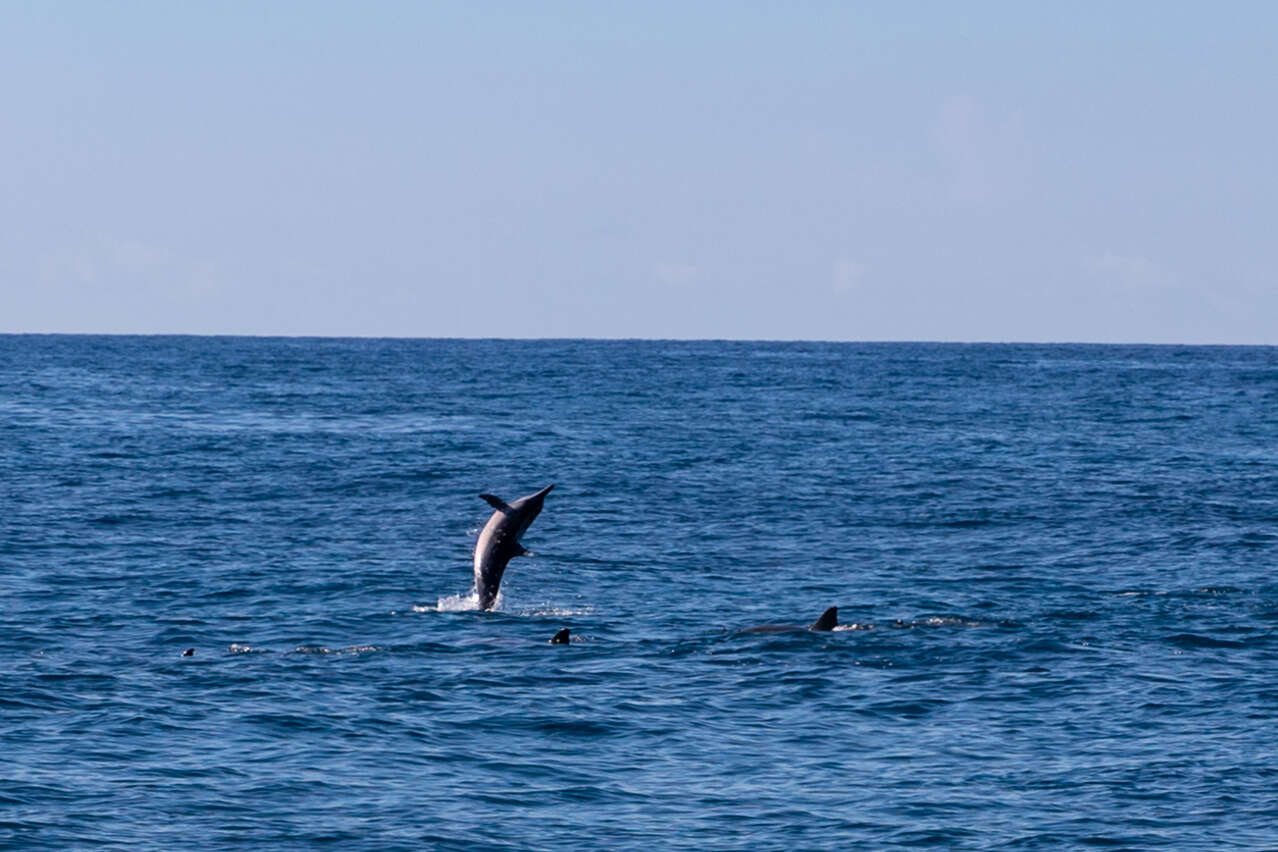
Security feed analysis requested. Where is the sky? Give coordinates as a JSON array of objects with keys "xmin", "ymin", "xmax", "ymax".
[{"xmin": 2, "ymin": 1, "xmax": 1276, "ymax": 342}]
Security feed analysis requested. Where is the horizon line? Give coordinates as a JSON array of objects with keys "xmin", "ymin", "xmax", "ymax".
[{"xmin": 1, "ymin": 332, "xmax": 1274, "ymax": 348}]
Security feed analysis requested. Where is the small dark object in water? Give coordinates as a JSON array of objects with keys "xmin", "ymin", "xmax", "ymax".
[
  {"xmin": 550, "ymin": 628, "xmax": 571, "ymax": 644},
  {"xmin": 181, "ymin": 648, "xmax": 195, "ymax": 657}
]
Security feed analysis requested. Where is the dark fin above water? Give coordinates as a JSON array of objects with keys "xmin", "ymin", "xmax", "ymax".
[
  {"xmin": 810, "ymin": 606, "xmax": 838, "ymax": 631},
  {"xmin": 479, "ymin": 493, "xmax": 510, "ymax": 511},
  {"xmin": 550, "ymin": 628, "xmax": 571, "ymax": 644}
]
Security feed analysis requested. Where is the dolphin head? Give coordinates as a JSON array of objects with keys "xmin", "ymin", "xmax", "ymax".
[
  {"xmin": 511, "ymin": 483, "xmax": 554, "ymax": 524},
  {"xmin": 521, "ymin": 484, "xmax": 555, "ymax": 506},
  {"xmin": 501, "ymin": 484, "xmax": 553, "ymax": 546}
]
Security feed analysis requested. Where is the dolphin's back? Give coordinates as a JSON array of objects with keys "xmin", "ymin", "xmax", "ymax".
[{"xmin": 809, "ymin": 606, "xmax": 838, "ymax": 631}]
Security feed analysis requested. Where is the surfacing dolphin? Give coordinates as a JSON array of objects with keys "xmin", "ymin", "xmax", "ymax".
[
  {"xmin": 473, "ymin": 484, "xmax": 554, "ymax": 610},
  {"xmin": 742, "ymin": 606, "xmax": 839, "ymax": 633}
]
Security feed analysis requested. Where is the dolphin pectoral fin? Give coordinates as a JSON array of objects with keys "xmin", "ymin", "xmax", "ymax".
[
  {"xmin": 810, "ymin": 606, "xmax": 838, "ymax": 631},
  {"xmin": 479, "ymin": 493, "xmax": 510, "ymax": 511},
  {"xmin": 513, "ymin": 543, "xmax": 530, "ymax": 557}
]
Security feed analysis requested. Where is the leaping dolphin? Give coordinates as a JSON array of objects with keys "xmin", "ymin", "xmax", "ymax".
[{"xmin": 473, "ymin": 484, "xmax": 554, "ymax": 610}]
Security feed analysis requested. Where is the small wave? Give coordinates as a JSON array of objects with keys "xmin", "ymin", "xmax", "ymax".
[
  {"xmin": 531, "ymin": 718, "xmax": 621, "ymax": 737},
  {"xmin": 920, "ymin": 616, "xmax": 981, "ymax": 627},
  {"xmin": 886, "ymin": 616, "xmax": 985, "ymax": 629},
  {"xmin": 1020, "ymin": 638, "xmax": 1087, "ymax": 654},
  {"xmin": 866, "ymin": 698, "xmax": 949, "ymax": 718},
  {"xmin": 519, "ymin": 605, "xmax": 593, "ymax": 617},
  {"xmin": 227, "ymin": 643, "xmax": 266, "ymax": 654},
  {"xmin": 1165, "ymin": 633, "xmax": 1246, "ymax": 649},
  {"xmin": 1047, "ymin": 610, "xmax": 1101, "ymax": 622},
  {"xmin": 292, "ymin": 645, "xmax": 379, "ymax": 655}
]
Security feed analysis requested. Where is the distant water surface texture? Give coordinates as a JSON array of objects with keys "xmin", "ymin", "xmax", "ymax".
[{"xmin": 2, "ymin": 336, "xmax": 1277, "ymax": 850}]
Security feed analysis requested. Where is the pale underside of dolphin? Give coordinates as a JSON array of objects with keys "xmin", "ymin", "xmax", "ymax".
[{"xmin": 472, "ymin": 484, "xmax": 554, "ymax": 610}]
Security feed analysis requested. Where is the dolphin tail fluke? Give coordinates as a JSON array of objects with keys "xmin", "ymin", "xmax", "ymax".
[
  {"xmin": 480, "ymin": 493, "xmax": 510, "ymax": 511},
  {"xmin": 810, "ymin": 606, "xmax": 838, "ymax": 631}
]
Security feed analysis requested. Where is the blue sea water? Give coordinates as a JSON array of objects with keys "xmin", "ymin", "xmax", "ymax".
[{"xmin": 2, "ymin": 335, "xmax": 1278, "ymax": 850}]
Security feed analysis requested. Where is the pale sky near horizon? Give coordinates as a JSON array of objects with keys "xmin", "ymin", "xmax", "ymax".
[{"xmin": 3, "ymin": 2, "xmax": 1276, "ymax": 343}]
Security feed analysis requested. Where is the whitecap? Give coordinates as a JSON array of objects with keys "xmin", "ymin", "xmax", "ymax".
[
  {"xmin": 520, "ymin": 605, "xmax": 594, "ymax": 617},
  {"xmin": 432, "ymin": 591, "xmax": 483, "ymax": 612},
  {"xmin": 291, "ymin": 644, "xmax": 379, "ymax": 655}
]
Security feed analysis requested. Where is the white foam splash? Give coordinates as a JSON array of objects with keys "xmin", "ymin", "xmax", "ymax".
[
  {"xmin": 919, "ymin": 616, "xmax": 982, "ymax": 627},
  {"xmin": 432, "ymin": 591, "xmax": 483, "ymax": 612},
  {"xmin": 520, "ymin": 605, "xmax": 594, "ymax": 617},
  {"xmin": 294, "ymin": 645, "xmax": 331, "ymax": 654},
  {"xmin": 292, "ymin": 644, "xmax": 379, "ymax": 655}
]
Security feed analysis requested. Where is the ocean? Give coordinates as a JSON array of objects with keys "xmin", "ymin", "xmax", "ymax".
[{"xmin": 2, "ymin": 335, "xmax": 1277, "ymax": 850}]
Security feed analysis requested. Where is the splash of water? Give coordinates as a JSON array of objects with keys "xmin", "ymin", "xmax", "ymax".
[
  {"xmin": 432, "ymin": 590, "xmax": 485, "ymax": 612},
  {"xmin": 518, "ymin": 605, "xmax": 594, "ymax": 617}
]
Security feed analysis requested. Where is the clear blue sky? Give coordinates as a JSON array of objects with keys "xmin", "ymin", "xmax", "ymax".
[{"xmin": 3, "ymin": 2, "xmax": 1275, "ymax": 342}]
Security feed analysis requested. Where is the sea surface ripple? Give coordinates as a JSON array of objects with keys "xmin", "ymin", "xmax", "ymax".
[{"xmin": 2, "ymin": 336, "xmax": 1277, "ymax": 849}]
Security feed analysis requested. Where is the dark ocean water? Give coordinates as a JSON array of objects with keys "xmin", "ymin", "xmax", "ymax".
[{"xmin": 3, "ymin": 335, "xmax": 1278, "ymax": 850}]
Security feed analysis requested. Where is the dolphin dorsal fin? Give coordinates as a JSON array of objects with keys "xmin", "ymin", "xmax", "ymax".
[
  {"xmin": 479, "ymin": 493, "xmax": 510, "ymax": 512},
  {"xmin": 810, "ymin": 606, "xmax": 838, "ymax": 631},
  {"xmin": 550, "ymin": 628, "xmax": 571, "ymax": 644}
]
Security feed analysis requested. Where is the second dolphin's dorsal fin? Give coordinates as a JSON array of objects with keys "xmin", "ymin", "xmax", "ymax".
[
  {"xmin": 550, "ymin": 628, "xmax": 571, "ymax": 644},
  {"xmin": 810, "ymin": 606, "xmax": 838, "ymax": 631},
  {"xmin": 479, "ymin": 493, "xmax": 511, "ymax": 512}
]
